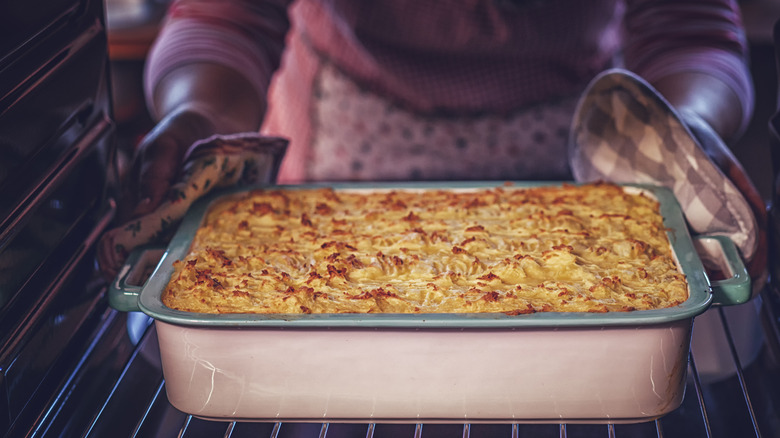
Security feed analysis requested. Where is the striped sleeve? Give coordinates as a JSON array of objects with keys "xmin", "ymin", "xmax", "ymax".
[
  {"xmin": 144, "ymin": 0, "xmax": 292, "ymax": 119},
  {"xmin": 622, "ymin": 0, "xmax": 754, "ymax": 132}
]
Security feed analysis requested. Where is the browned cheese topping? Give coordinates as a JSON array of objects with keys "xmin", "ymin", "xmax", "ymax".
[{"xmin": 162, "ymin": 182, "xmax": 688, "ymax": 314}]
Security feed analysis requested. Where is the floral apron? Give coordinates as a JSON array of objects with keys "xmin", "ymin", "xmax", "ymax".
[{"xmin": 307, "ymin": 62, "xmax": 578, "ymax": 182}]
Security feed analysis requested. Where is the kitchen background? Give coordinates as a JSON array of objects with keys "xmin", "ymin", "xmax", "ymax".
[{"xmin": 104, "ymin": 0, "xmax": 780, "ymax": 202}]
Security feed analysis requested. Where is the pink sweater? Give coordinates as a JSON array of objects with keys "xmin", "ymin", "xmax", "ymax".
[{"xmin": 145, "ymin": 0, "xmax": 754, "ymax": 182}]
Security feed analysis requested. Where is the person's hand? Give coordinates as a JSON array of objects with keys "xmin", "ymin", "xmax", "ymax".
[
  {"xmin": 118, "ymin": 106, "xmax": 217, "ymax": 223},
  {"xmin": 655, "ymin": 72, "xmax": 767, "ymax": 283},
  {"xmin": 118, "ymin": 62, "xmax": 266, "ymax": 223},
  {"xmin": 683, "ymin": 111, "xmax": 768, "ymax": 284}
]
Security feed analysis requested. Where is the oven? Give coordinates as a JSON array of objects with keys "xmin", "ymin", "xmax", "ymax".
[{"xmin": 2, "ymin": 1, "xmax": 780, "ymax": 437}]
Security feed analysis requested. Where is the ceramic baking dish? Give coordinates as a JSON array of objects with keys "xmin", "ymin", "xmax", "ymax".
[{"xmin": 109, "ymin": 181, "xmax": 751, "ymax": 424}]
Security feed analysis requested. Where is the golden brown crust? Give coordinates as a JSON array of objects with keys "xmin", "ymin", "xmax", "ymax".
[{"xmin": 162, "ymin": 182, "xmax": 688, "ymax": 314}]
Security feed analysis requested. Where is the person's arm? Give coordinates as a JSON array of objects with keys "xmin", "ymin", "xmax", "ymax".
[
  {"xmin": 152, "ymin": 63, "xmax": 265, "ymax": 135},
  {"xmin": 120, "ymin": 0, "xmax": 290, "ymax": 220},
  {"xmin": 122, "ymin": 63, "xmax": 265, "ymax": 219},
  {"xmin": 652, "ymin": 71, "xmax": 744, "ymax": 144},
  {"xmin": 622, "ymin": 0, "xmax": 753, "ymax": 144},
  {"xmin": 623, "ymin": 0, "xmax": 767, "ymax": 278}
]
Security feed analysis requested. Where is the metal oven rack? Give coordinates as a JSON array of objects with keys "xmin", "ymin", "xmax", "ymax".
[{"xmin": 23, "ymin": 285, "xmax": 780, "ymax": 438}]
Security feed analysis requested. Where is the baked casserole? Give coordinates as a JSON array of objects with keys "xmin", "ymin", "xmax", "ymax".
[{"xmin": 162, "ymin": 182, "xmax": 688, "ymax": 314}]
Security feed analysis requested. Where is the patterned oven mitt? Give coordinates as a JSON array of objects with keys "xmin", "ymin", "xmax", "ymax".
[
  {"xmin": 568, "ymin": 69, "xmax": 766, "ymax": 290},
  {"xmin": 98, "ymin": 133, "xmax": 288, "ymax": 279}
]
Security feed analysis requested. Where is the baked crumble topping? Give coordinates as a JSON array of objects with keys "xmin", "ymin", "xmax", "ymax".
[{"xmin": 162, "ymin": 182, "xmax": 688, "ymax": 314}]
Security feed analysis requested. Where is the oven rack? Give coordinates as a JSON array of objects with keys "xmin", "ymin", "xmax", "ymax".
[{"xmin": 61, "ymin": 287, "xmax": 780, "ymax": 437}]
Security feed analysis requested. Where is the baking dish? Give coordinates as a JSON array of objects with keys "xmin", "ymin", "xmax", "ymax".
[{"xmin": 109, "ymin": 181, "xmax": 750, "ymax": 423}]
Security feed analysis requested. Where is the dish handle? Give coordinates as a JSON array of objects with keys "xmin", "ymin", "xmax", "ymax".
[
  {"xmin": 108, "ymin": 246, "xmax": 166, "ymax": 312},
  {"xmin": 693, "ymin": 235, "xmax": 751, "ymax": 306}
]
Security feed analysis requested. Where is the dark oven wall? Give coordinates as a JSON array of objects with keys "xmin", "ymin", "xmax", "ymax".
[{"xmin": 0, "ymin": 0, "xmax": 117, "ymax": 435}]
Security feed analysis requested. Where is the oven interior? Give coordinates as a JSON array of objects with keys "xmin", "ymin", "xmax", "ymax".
[{"xmin": 2, "ymin": 1, "xmax": 780, "ymax": 437}]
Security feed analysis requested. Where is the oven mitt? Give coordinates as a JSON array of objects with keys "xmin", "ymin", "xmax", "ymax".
[
  {"xmin": 97, "ymin": 133, "xmax": 288, "ymax": 279},
  {"xmin": 568, "ymin": 69, "xmax": 766, "ymax": 287}
]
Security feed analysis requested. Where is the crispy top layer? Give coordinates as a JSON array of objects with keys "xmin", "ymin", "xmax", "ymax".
[{"xmin": 162, "ymin": 183, "xmax": 688, "ymax": 314}]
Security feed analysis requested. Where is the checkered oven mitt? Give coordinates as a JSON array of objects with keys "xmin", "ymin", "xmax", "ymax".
[
  {"xmin": 98, "ymin": 133, "xmax": 288, "ymax": 278},
  {"xmin": 568, "ymin": 69, "xmax": 764, "ymax": 282}
]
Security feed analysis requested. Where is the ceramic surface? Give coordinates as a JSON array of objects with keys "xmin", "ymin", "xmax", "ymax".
[{"xmin": 157, "ymin": 319, "xmax": 692, "ymax": 423}]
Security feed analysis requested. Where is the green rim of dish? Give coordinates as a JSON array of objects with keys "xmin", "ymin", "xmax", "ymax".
[{"xmin": 137, "ymin": 181, "xmax": 714, "ymax": 328}]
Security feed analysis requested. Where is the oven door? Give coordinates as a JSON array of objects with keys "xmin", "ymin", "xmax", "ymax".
[{"xmin": 0, "ymin": 0, "xmax": 118, "ymax": 435}]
